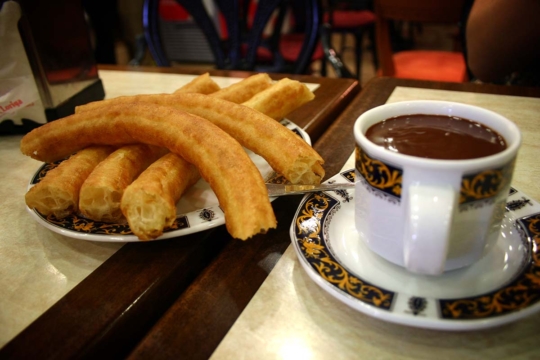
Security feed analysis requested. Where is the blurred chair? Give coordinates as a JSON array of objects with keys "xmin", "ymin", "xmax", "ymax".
[
  {"xmin": 144, "ymin": 0, "xmax": 348, "ymax": 75},
  {"xmin": 374, "ymin": 0, "xmax": 468, "ymax": 82},
  {"xmin": 319, "ymin": 23, "xmax": 355, "ymax": 78},
  {"xmin": 323, "ymin": 0, "xmax": 377, "ymax": 80}
]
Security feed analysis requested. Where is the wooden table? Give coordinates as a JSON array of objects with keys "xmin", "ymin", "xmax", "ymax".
[
  {"xmin": 125, "ymin": 77, "xmax": 540, "ymax": 359},
  {"xmin": 0, "ymin": 65, "xmax": 359, "ymax": 358}
]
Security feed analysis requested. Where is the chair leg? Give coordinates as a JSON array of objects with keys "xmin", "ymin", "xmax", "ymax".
[
  {"xmin": 128, "ymin": 33, "xmax": 147, "ymax": 66},
  {"xmin": 340, "ymin": 33, "xmax": 347, "ymax": 52},
  {"xmin": 354, "ymin": 30, "xmax": 363, "ymax": 82},
  {"xmin": 320, "ymin": 56, "xmax": 327, "ymax": 77},
  {"xmin": 319, "ymin": 24, "xmax": 355, "ymax": 79},
  {"xmin": 367, "ymin": 25, "xmax": 378, "ymax": 70}
]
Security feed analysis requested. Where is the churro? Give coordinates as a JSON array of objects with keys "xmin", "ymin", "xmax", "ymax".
[
  {"xmin": 20, "ymin": 103, "xmax": 276, "ymax": 240},
  {"xmin": 25, "ymin": 146, "xmax": 115, "ymax": 218},
  {"xmin": 75, "ymin": 93, "xmax": 324, "ymax": 184},
  {"xmin": 242, "ymin": 78, "xmax": 315, "ymax": 120},
  {"xmin": 210, "ymin": 73, "xmax": 273, "ymax": 103},
  {"xmin": 79, "ymin": 144, "xmax": 168, "ymax": 222},
  {"xmin": 173, "ymin": 73, "xmax": 220, "ymax": 95},
  {"xmin": 121, "ymin": 153, "xmax": 200, "ymax": 240}
]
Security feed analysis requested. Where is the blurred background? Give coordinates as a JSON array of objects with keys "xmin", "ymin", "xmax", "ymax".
[{"xmin": 85, "ymin": 0, "xmax": 463, "ymax": 87}]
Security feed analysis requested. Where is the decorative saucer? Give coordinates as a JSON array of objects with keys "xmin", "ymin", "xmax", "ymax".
[
  {"xmin": 27, "ymin": 119, "xmax": 309, "ymax": 242},
  {"xmin": 290, "ymin": 169, "xmax": 540, "ymax": 330}
]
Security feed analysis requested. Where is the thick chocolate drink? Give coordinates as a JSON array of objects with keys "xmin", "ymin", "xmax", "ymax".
[{"xmin": 365, "ymin": 114, "xmax": 507, "ymax": 160}]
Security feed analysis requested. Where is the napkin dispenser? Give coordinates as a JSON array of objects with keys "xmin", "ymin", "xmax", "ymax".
[{"xmin": 0, "ymin": 0, "xmax": 105, "ymax": 134}]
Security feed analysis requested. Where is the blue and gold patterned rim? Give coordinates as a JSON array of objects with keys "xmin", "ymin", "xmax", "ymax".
[
  {"xmin": 355, "ymin": 145, "xmax": 516, "ymax": 210},
  {"xmin": 29, "ymin": 161, "xmax": 192, "ymax": 238},
  {"xmin": 291, "ymin": 169, "xmax": 540, "ymax": 323}
]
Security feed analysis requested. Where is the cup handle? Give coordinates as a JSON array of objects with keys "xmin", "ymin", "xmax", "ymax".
[{"xmin": 404, "ymin": 184, "xmax": 456, "ymax": 275}]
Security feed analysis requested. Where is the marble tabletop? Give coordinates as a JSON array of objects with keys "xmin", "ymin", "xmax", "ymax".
[
  {"xmin": 210, "ymin": 86, "xmax": 540, "ymax": 359},
  {"xmin": 0, "ymin": 131, "xmax": 122, "ymax": 347},
  {"xmin": 0, "ymin": 69, "xmax": 321, "ymax": 347}
]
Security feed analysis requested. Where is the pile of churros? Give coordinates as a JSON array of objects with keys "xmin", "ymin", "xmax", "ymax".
[{"xmin": 21, "ymin": 73, "xmax": 324, "ymax": 241}]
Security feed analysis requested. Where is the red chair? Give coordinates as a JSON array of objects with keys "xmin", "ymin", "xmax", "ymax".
[
  {"xmin": 248, "ymin": 0, "xmax": 327, "ymax": 75},
  {"xmin": 374, "ymin": 0, "xmax": 468, "ymax": 83}
]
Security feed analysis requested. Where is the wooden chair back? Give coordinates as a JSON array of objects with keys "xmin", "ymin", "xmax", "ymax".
[{"xmin": 374, "ymin": 0, "xmax": 467, "ymax": 76}]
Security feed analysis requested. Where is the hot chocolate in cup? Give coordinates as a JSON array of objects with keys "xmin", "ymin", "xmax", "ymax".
[{"xmin": 353, "ymin": 100, "xmax": 521, "ymax": 275}]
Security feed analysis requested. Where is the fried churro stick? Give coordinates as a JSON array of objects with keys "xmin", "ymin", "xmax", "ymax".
[
  {"xmin": 242, "ymin": 78, "xmax": 315, "ymax": 120},
  {"xmin": 25, "ymin": 146, "xmax": 115, "ymax": 218},
  {"xmin": 79, "ymin": 144, "xmax": 168, "ymax": 222},
  {"xmin": 20, "ymin": 103, "xmax": 276, "ymax": 240},
  {"xmin": 173, "ymin": 73, "xmax": 220, "ymax": 95},
  {"xmin": 76, "ymin": 93, "xmax": 324, "ymax": 184},
  {"xmin": 121, "ymin": 153, "xmax": 200, "ymax": 240},
  {"xmin": 209, "ymin": 73, "xmax": 273, "ymax": 103}
]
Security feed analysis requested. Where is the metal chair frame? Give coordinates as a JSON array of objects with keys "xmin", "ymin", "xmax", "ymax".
[{"xmin": 143, "ymin": 0, "xmax": 323, "ymax": 74}]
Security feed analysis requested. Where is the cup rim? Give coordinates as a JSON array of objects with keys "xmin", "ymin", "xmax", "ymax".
[{"xmin": 354, "ymin": 100, "xmax": 521, "ymax": 170}]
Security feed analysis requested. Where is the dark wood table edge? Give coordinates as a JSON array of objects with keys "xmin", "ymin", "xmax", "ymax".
[
  {"xmin": 125, "ymin": 77, "xmax": 540, "ymax": 360},
  {"xmin": 0, "ymin": 66, "xmax": 359, "ymax": 359}
]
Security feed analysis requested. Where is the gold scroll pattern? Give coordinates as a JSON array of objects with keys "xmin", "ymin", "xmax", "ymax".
[
  {"xmin": 31, "ymin": 161, "xmax": 191, "ymax": 236},
  {"xmin": 355, "ymin": 146, "xmax": 402, "ymax": 201},
  {"xmin": 460, "ymin": 160, "xmax": 515, "ymax": 205},
  {"xmin": 440, "ymin": 213, "xmax": 540, "ymax": 319},
  {"xmin": 40, "ymin": 211, "xmax": 189, "ymax": 236},
  {"xmin": 31, "ymin": 160, "xmax": 65, "ymax": 184},
  {"xmin": 295, "ymin": 192, "xmax": 394, "ymax": 309},
  {"xmin": 46, "ymin": 213, "xmax": 132, "ymax": 235},
  {"xmin": 265, "ymin": 172, "xmax": 288, "ymax": 184}
]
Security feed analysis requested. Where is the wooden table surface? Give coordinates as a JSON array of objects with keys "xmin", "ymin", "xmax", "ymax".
[{"xmin": 0, "ymin": 65, "xmax": 359, "ymax": 359}]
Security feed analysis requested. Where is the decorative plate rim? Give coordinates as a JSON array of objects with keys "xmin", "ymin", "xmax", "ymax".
[{"xmin": 290, "ymin": 169, "xmax": 540, "ymax": 331}]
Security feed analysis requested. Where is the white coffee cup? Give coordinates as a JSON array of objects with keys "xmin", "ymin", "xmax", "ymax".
[{"xmin": 353, "ymin": 101, "xmax": 521, "ymax": 275}]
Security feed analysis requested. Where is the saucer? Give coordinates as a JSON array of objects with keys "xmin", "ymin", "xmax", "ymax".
[
  {"xmin": 27, "ymin": 119, "xmax": 309, "ymax": 242},
  {"xmin": 290, "ymin": 169, "xmax": 540, "ymax": 331}
]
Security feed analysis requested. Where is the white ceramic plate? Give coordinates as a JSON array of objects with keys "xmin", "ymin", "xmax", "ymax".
[
  {"xmin": 27, "ymin": 119, "xmax": 310, "ymax": 242},
  {"xmin": 290, "ymin": 169, "xmax": 540, "ymax": 331}
]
